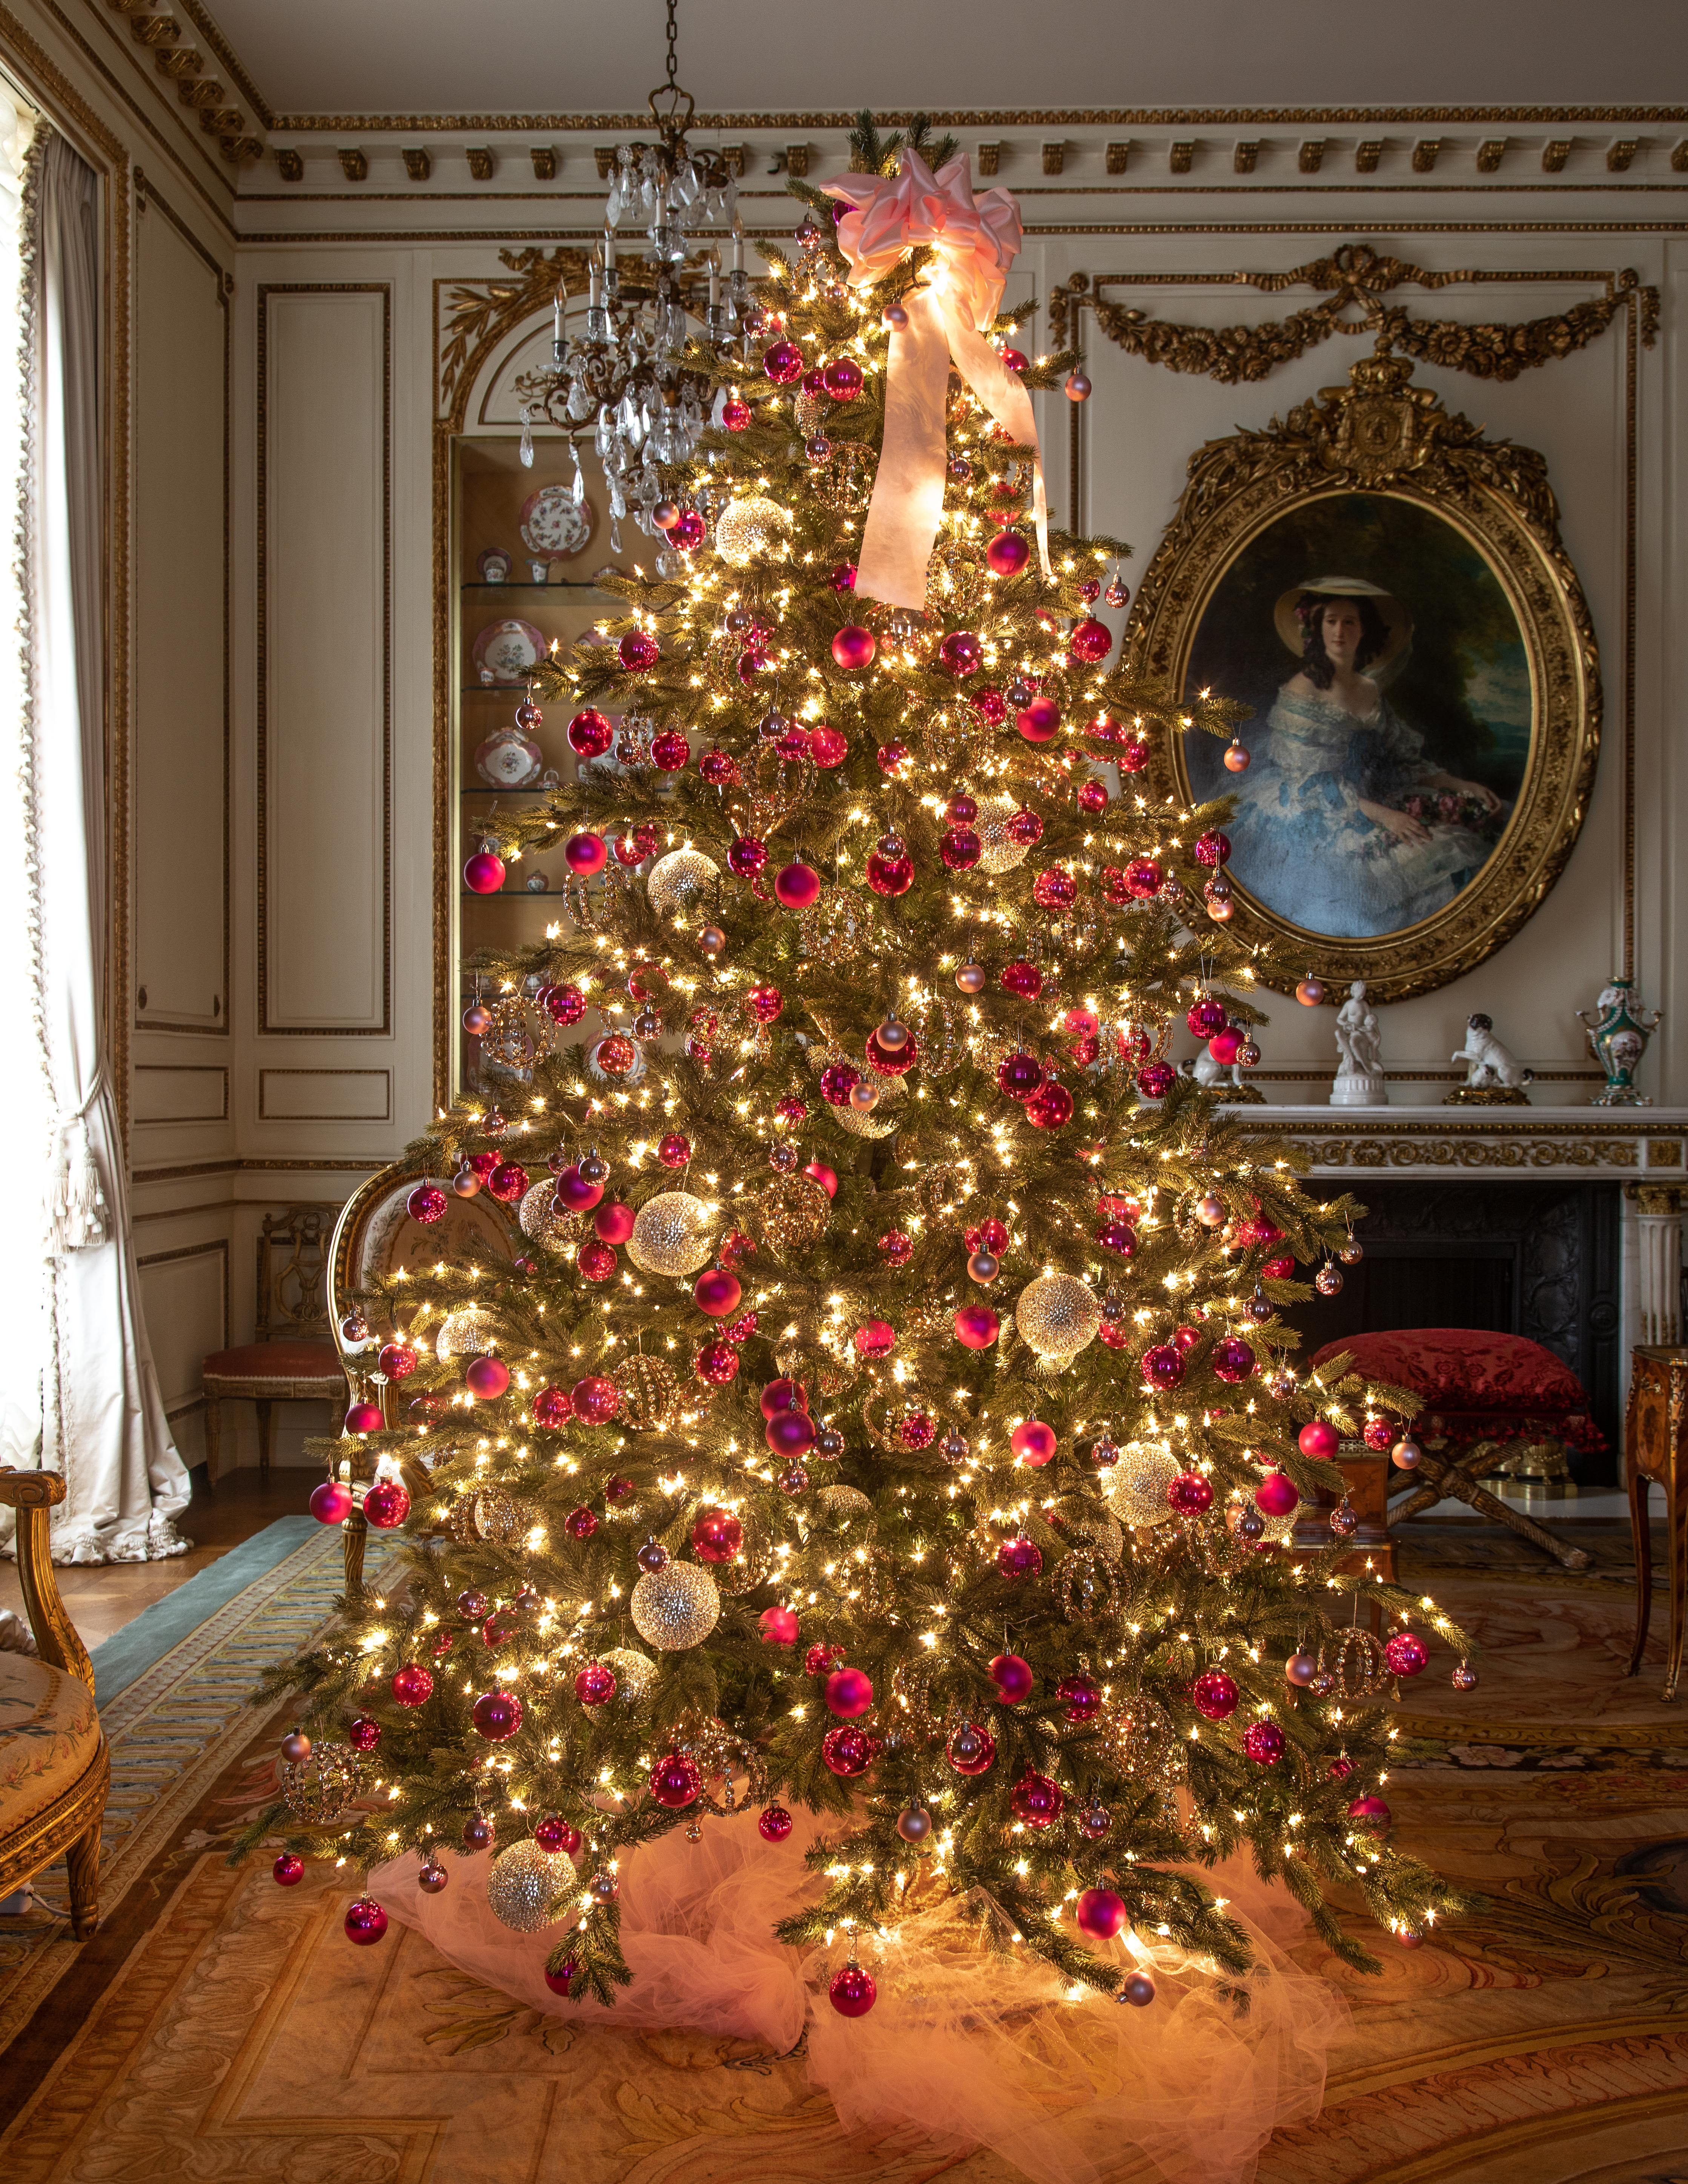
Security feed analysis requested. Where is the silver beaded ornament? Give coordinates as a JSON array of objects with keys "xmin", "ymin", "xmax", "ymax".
[
  {"xmin": 647, "ymin": 848, "xmax": 721, "ymax": 921},
  {"xmin": 486, "ymin": 1839, "xmax": 568, "ymax": 1934},
  {"xmin": 713, "ymin": 495, "xmax": 793, "ymax": 567},
  {"xmin": 519, "ymin": 1179, "xmax": 582, "ymax": 1253},
  {"xmin": 977, "ymin": 792, "xmax": 1032, "ymax": 875},
  {"xmin": 278, "ymin": 1741, "xmax": 363, "ymax": 1823},
  {"xmin": 1103, "ymin": 1443, "xmax": 1180, "ymax": 1529},
  {"xmin": 627, "ymin": 1190, "xmax": 717, "ymax": 1277},
  {"xmin": 630, "ymin": 1562, "xmax": 722, "ymax": 1650},
  {"xmin": 437, "ymin": 1303, "xmax": 498, "ymax": 1359},
  {"xmin": 600, "ymin": 1646, "xmax": 658, "ymax": 1707},
  {"xmin": 1014, "ymin": 1272, "xmax": 1101, "ymax": 1360},
  {"xmin": 816, "ymin": 1484, "xmax": 873, "ymax": 1521}
]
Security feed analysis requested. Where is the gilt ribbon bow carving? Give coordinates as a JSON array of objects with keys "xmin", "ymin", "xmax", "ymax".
[{"xmin": 821, "ymin": 150, "xmax": 1052, "ymax": 609}]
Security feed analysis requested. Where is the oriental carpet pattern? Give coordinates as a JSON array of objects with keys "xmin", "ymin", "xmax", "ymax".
[{"xmin": 3, "ymin": 1521, "xmax": 1687, "ymax": 2184}]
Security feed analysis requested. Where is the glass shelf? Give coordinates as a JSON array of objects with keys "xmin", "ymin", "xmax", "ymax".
[
  {"xmin": 459, "ymin": 787, "xmax": 559, "ymax": 799},
  {"xmin": 461, "ymin": 580, "xmax": 608, "ymax": 592}
]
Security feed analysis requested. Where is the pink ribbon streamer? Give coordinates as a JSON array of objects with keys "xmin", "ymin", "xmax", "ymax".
[{"xmin": 822, "ymin": 150, "xmax": 1052, "ymax": 610}]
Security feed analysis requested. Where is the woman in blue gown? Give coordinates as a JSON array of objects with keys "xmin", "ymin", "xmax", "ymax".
[{"xmin": 1224, "ymin": 577, "xmax": 1504, "ymax": 939}]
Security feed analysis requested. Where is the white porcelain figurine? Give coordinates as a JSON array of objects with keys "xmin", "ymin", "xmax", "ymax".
[
  {"xmin": 1447, "ymin": 1013, "xmax": 1534, "ymax": 1105},
  {"xmin": 1330, "ymin": 979, "xmax": 1387, "ymax": 1107}
]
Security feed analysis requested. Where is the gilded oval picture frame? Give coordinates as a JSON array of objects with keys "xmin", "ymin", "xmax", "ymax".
[{"xmin": 1126, "ymin": 352, "xmax": 1601, "ymax": 1002}]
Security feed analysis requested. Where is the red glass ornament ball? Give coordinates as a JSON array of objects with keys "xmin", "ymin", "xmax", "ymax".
[
  {"xmin": 877, "ymin": 1229, "xmax": 913, "ymax": 1266},
  {"xmin": 273, "ymin": 1851, "xmax": 305, "ymax": 1887},
  {"xmin": 392, "ymin": 1663, "xmax": 434, "ymax": 1708},
  {"xmin": 1033, "ymin": 866, "xmax": 1077, "ymax": 912},
  {"xmin": 827, "ymin": 561, "xmax": 857, "ymax": 592},
  {"xmin": 938, "ymin": 630, "xmax": 982, "ymax": 677},
  {"xmin": 826, "ymin": 1666, "xmax": 874, "ymax": 1718},
  {"xmin": 1186, "ymin": 996, "xmax": 1228, "ymax": 1039},
  {"xmin": 1068, "ymin": 617, "xmax": 1113, "ymax": 664},
  {"xmin": 1000, "ymin": 346, "xmax": 1029, "ymax": 371},
  {"xmin": 1077, "ymin": 778, "xmax": 1109, "ymax": 815},
  {"xmin": 831, "ymin": 624, "xmax": 876, "ymax": 671},
  {"xmin": 542, "ymin": 1957, "xmax": 579, "ymax": 1995},
  {"xmin": 463, "ymin": 1355, "xmax": 511, "ymax": 1405},
  {"xmin": 464, "ymin": 850, "xmax": 505, "ymax": 894},
  {"xmin": 996, "ymin": 1051, "xmax": 1044, "ymax": 1103},
  {"xmin": 941, "ymin": 827, "xmax": 981, "ymax": 870},
  {"xmin": 866, "ymin": 847, "xmax": 913, "ymax": 896},
  {"xmin": 473, "ymin": 1689, "xmax": 522, "ymax": 1741},
  {"xmin": 699, "ymin": 748, "xmax": 741, "ymax": 786},
  {"xmin": 821, "ymin": 356, "xmax": 863, "ymax": 400},
  {"xmin": 720, "ymin": 394, "xmax": 751, "ymax": 431},
  {"xmin": 534, "ymin": 1816, "xmax": 582, "ymax": 1856},
  {"xmin": 762, "ymin": 339, "xmax": 804, "ymax": 384},
  {"xmin": 1118, "ymin": 735, "xmax": 1150, "ymax": 774},
  {"xmin": 1011, "ymin": 1419, "xmax": 1058, "ymax": 1467},
  {"xmin": 759, "ymin": 1604, "xmax": 799, "ymax": 1645},
  {"xmin": 759, "ymin": 1804, "xmax": 795, "ymax": 1843},
  {"xmin": 765, "ymin": 1408, "xmax": 817, "ymax": 1461},
  {"xmin": 669, "ymin": 510, "xmax": 705, "ymax": 551},
  {"xmin": 1362, "ymin": 1417, "xmax": 1395, "ymax": 1452},
  {"xmin": 1124, "ymin": 857, "xmax": 1163, "ymax": 899},
  {"xmin": 989, "ymin": 1652, "xmax": 1035, "ymax": 1704},
  {"xmin": 1348, "ymin": 1793, "xmax": 1393, "ymax": 1830},
  {"xmin": 1261, "ymin": 1251, "xmax": 1295, "ymax": 1279},
  {"xmin": 654, "ymin": 1131, "xmax": 692, "ymax": 1171},
  {"xmin": 344, "ymin": 1897, "xmax": 388, "ymax": 1946},
  {"xmin": 347, "ymin": 1713, "xmax": 381, "ymax": 1753},
  {"xmin": 650, "ymin": 730, "xmax": 690, "ymax": 771},
  {"xmin": 576, "ymin": 1239, "xmax": 617, "ymax": 1283},
  {"xmin": 760, "ymin": 1378, "xmax": 808, "ymax": 1420},
  {"xmin": 997, "ymin": 1535, "xmax": 1043, "ymax": 1579},
  {"xmin": 1207, "ymin": 1023, "xmax": 1246, "ymax": 1067},
  {"xmin": 774, "ymin": 859, "xmax": 822, "ymax": 908},
  {"xmin": 954, "ymin": 1303, "xmax": 1000, "ymax": 1349},
  {"xmin": 1384, "ymin": 1631, "xmax": 1430, "ymax": 1677},
  {"xmin": 1096, "ymin": 1218, "xmax": 1137, "ymax": 1260},
  {"xmin": 650, "ymin": 1752, "xmax": 703, "ymax": 1810},
  {"xmin": 1194, "ymin": 829, "xmax": 1232, "ymax": 868},
  {"xmin": 1025, "ymin": 1079, "xmax": 1074, "ymax": 1131},
  {"xmin": 946, "ymin": 1720, "xmax": 997, "ymax": 1775},
  {"xmin": 807, "ymin": 721, "xmax": 847, "ymax": 767},
  {"xmin": 1191, "ymin": 1669, "xmax": 1238, "ymax": 1721},
  {"xmin": 970, "ymin": 686, "xmax": 1009, "ymax": 726},
  {"xmin": 852, "ymin": 1319, "xmax": 896, "ymax": 1361},
  {"xmin": 344, "ymin": 1400, "xmax": 383, "ymax": 1435},
  {"xmin": 804, "ymin": 1160, "xmax": 839, "ymax": 1199},
  {"xmin": 805, "ymin": 1641, "xmax": 845, "ymax": 1677},
  {"xmin": 986, "ymin": 530, "xmax": 1030, "ymax": 576},
  {"xmin": 1140, "ymin": 1343, "xmax": 1185, "ymax": 1392},
  {"xmin": 1016, "ymin": 696, "xmax": 1061, "ymax": 743},
  {"xmin": 1243, "ymin": 1721, "xmax": 1286, "ymax": 1765},
  {"xmin": 1254, "ymin": 1469, "xmax": 1299, "ymax": 1518},
  {"xmin": 692, "ymin": 1508, "xmax": 744, "ymax": 1564},
  {"xmin": 565, "ymin": 830, "xmax": 608, "ymax": 879},
  {"xmin": 694, "ymin": 1337, "xmax": 739, "ymax": 1385},
  {"xmin": 564, "ymin": 1507, "xmax": 598, "ymax": 1541},
  {"xmin": 1075, "ymin": 1887, "xmax": 1127, "ymax": 1941},
  {"xmin": 377, "ymin": 1342, "xmax": 417, "ymax": 1383},
  {"xmin": 363, "ymin": 1480, "xmax": 410, "ymax": 1529},
  {"xmin": 545, "ymin": 984, "xmax": 587, "ymax": 1026},
  {"xmin": 529, "ymin": 1385, "xmax": 572, "ymax": 1430},
  {"xmin": 406, "ymin": 1183, "xmax": 447, "ymax": 1226},
  {"xmin": 1054, "ymin": 1673, "xmax": 1102, "ymax": 1725},
  {"xmin": 821, "ymin": 1724, "xmax": 875, "ymax": 1778},
  {"xmin": 1210, "ymin": 1337, "xmax": 1256, "ymax": 1385},
  {"xmin": 1166, "ymin": 1470, "xmax": 1213, "ymax": 1516},
  {"xmin": 694, "ymin": 1268, "xmax": 742, "ymax": 1318},
  {"xmin": 1009, "ymin": 1771, "xmax": 1064, "ymax": 1829},
  {"xmin": 966, "ymin": 1216, "xmax": 1009, "ymax": 1255},
  {"xmin": 594, "ymin": 1202, "xmax": 635, "ymax": 1245},
  {"xmin": 1298, "ymin": 1420, "xmax": 1341, "ymax": 1460},
  {"xmin": 571, "ymin": 1374, "xmax": 620, "ymax": 1424},
  {"xmin": 567, "ymin": 708, "xmax": 615, "ymax": 759},
  {"xmin": 829, "ymin": 1963, "xmax": 877, "ymax": 2017},
  {"xmin": 575, "ymin": 1661, "xmax": 616, "ymax": 1706}
]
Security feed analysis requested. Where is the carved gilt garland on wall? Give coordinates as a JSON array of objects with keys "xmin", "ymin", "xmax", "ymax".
[{"xmin": 1049, "ymin": 243, "xmax": 1659, "ymax": 384}]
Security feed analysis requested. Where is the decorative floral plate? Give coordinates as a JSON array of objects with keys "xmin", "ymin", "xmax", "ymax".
[
  {"xmin": 520, "ymin": 483, "xmax": 593, "ymax": 562},
  {"xmin": 474, "ymin": 726, "xmax": 544, "ymax": 788},
  {"xmin": 470, "ymin": 619, "xmax": 547, "ymax": 685}
]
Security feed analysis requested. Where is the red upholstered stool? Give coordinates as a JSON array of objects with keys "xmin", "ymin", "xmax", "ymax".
[
  {"xmin": 202, "ymin": 1340, "xmax": 348, "ymax": 1481},
  {"xmin": 1309, "ymin": 1328, "xmax": 1598, "ymax": 1572}
]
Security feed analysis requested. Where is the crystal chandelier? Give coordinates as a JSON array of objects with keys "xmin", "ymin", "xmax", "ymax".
[{"xmin": 514, "ymin": 0, "xmax": 753, "ymax": 557}]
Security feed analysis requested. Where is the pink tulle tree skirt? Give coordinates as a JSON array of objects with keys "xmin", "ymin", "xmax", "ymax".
[{"xmin": 371, "ymin": 1812, "xmax": 1344, "ymax": 2184}]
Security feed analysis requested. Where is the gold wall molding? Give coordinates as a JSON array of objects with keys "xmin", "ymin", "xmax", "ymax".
[
  {"xmin": 1273, "ymin": 1133, "xmax": 1643, "ymax": 1170},
  {"xmin": 438, "ymin": 246, "xmax": 590, "ymax": 414},
  {"xmin": 1127, "ymin": 348, "xmax": 1600, "ymax": 1004},
  {"xmin": 1049, "ymin": 242, "xmax": 1657, "ymax": 384}
]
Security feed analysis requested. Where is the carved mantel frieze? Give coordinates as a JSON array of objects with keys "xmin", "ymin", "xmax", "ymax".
[{"xmin": 1232, "ymin": 1106, "xmax": 1686, "ymax": 1179}]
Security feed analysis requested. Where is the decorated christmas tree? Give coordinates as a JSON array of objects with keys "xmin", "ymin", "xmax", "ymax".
[{"xmin": 249, "ymin": 117, "xmax": 1468, "ymax": 2026}]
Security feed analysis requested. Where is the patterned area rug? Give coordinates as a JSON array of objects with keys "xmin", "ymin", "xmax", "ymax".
[{"xmin": 3, "ymin": 1524, "xmax": 1687, "ymax": 2182}]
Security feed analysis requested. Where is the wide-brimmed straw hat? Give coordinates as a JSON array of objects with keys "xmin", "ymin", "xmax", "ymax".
[{"xmin": 1273, "ymin": 575, "xmax": 1413, "ymax": 668}]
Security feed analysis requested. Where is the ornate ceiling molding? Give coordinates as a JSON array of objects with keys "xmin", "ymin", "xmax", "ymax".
[{"xmin": 266, "ymin": 104, "xmax": 1688, "ymax": 134}]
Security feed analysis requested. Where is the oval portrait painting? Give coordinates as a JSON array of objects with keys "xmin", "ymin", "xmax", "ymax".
[{"xmin": 1183, "ymin": 494, "xmax": 1530, "ymax": 941}]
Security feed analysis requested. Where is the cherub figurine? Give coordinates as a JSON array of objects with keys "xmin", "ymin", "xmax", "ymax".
[{"xmin": 1447, "ymin": 1013, "xmax": 1534, "ymax": 1105}]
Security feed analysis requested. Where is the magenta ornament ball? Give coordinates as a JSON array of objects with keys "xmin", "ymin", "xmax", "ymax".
[
  {"xmin": 406, "ymin": 1183, "xmax": 447, "ymax": 1225},
  {"xmin": 1075, "ymin": 1887, "xmax": 1127, "ymax": 1942},
  {"xmin": 1208, "ymin": 1025, "xmax": 1244, "ymax": 1065},
  {"xmin": 997, "ymin": 1535, "xmax": 1043, "ymax": 1579},
  {"xmin": 650, "ymin": 730, "xmax": 690, "ymax": 770},
  {"xmin": 1254, "ymin": 1469, "xmax": 1299, "ymax": 1518},
  {"xmin": 543, "ymin": 1958, "xmax": 578, "ymax": 1994},
  {"xmin": 309, "ymin": 1479, "xmax": 352, "ymax": 1525},
  {"xmin": 1058, "ymin": 1673, "xmax": 1103, "ymax": 1723},
  {"xmin": 564, "ymin": 831, "xmax": 608, "ymax": 877},
  {"xmin": 1298, "ymin": 1420, "xmax": 1341, "ymax": 1460},
  {"xmin": 759, "ymin": 1605, "xmax": 799, "ymax": 1646},
  {"xmin": 592, "ymin": 1203, "xmax": 634, "ymax": 1248},
  {"xmin": 1186, "ymin": 996, "xmax": 1228, "ymax": 1039},
  {"xmin": 946, "ymin": 1720, "xmax": 996, "ymax": 1775},
  {"xmin": 650, "ymin": 1752, "xmax": 703, "ymax": 1810},
  {"xmin": 1167, "ymin": 1470, "xmax": 1213, "ymax": 1516},
  {"xmin": 273, "ymin": 1851, "xmax": 305, "ymax": 1887},
  {"xmin": 1011, "ymin": 1418, "xmax": 1058, "ymax": 1467},
  {"xmin": 363, "ymin": 1480, "xmax": 410, "ymax": 1529},
  {"xmin": 1384, "ymin": 1631, "xmax": 1430, "ymax": 1678},
  {"xmin": 822, "ymin": 1724, "xmax": 875, "ymax": 1777},
  {"xmin": 1192, "ymin": 1669, "xmax": 1240, "ymax": 1720},
  {"xmin": 1016, "ymin": 696, "xmax": 1060, "ymax": 742},
  {"xmin": 765, "ymin": 1407, "xmax": 816, "ymax": 1457},
  {"xmin": 1141, "ymin": 1342, "xmax": 1185, "ymax": 1392},
  {"xmin": 553, "ymin": 1162, "xmax": 604, "ymax": 1211},
  {"xmin": 1243, "ymin": 1721, "xmax": 1286, "ymax": 1765},
  {"xmin": 472, "ymin": 1689, "xmax": 522, "ymax": 1741},
  {"xmin": 954, "ymin": 1304, "xmax": 1000, "ymax": 1350},
  {"xmin": 831, "ymin": 624, "xmax": 876, "ymax": 671},
  {"xmin": 774, "ymin": 859, "xmax": 822, "ymax": 908},
  {"xmin": 986, "ymin": 531, "xmax": 1030, "ymax": 576},
  {"xmin": 574, "ymin": 1661, "xmax": 616, "ymax": 1706},
  {"xmin": 694, "ymin": 1268, "xmax": 742, "ymax": 1317},
  {"xmin": 567, "ymin": 707, "xmax": 614, "ymax": 757},
  {"xmin": 344, "ymin": 1897, "xmax": 388, "ymax": 1946},
  {"xmin": 1211, "ymin": 1336, "xmax": 1256, "ymax": 1384},
  {"xmin": 826, "ymin": 1667, "xmax": 874, "ymax": 1718},
  {"xmin": 464, "ymin": 850, "xmax": 505, "ymax": 894},
  {"xmin": 762, "ymin": 338, "xmax": 804, "ymax": 383},
  {"xmin": 534, "ymin": 1816, "xmax": 581, "ymax": 1855},
  {"xmin": 828, "ymin": 1963, "xmax": 877, "ymax": 2016},
  {"xmin": 1009, "ymin": 1771, "xmax": 1064, "ymax": 1829},
  {"xmin": 392, "ymin": 1663, "xmax": 434, "ymax": 1708},
  {"xmin": 1347, "ymin": 1793, "xmax": 1393, "ymax": 1830},
  {"xmin": 938, "ymin": 630, "xmax": 982, "ymax": 677},
  {"xmin": 617, "ymin": 629, "xmax": 659, "ymax": 672},
  {"xmin": 1137, "ymin": 1062, "xmax": 1175, "ymax": 1100},
  {"xmin": 464, "ymin": 1354, "xmax": 511, "ymax": 1401},
  {"xmin": 1068, "ymin": 616, "xmax": 1113, "ymax": 663},
  {"xmin": 344, "ymin": 1401, "xmax": 383, "ymax": 1435},
  {"xmin": 760, "ymin": 1378, "xmax": 807, "ymax": 1420},
  {"xmin": 691, "ymin": 1507, "xmax": 744, "ymax": 1563},
  {"xmin": 759, "ymin": 1804, "xmax": 794, "ymax": 1842},
  {"xmin": 989, "ymin": 1652, "xmax": 1035, "ymax": 1704}
]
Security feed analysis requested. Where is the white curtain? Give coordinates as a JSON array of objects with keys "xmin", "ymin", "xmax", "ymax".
[{"xmin": 8, "ymin": 126, "xmax": 190, "ymax": 1562}]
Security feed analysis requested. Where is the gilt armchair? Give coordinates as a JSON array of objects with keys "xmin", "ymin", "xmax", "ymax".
[{"xmin": 0, "ymin": 1469, "xmax": 107, "ymax": 1937}]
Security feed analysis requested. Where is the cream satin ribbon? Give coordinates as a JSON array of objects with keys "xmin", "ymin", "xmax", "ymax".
[{"xmin": 821, "ymin": 149, "xmax": 1052, "ymax": 611}]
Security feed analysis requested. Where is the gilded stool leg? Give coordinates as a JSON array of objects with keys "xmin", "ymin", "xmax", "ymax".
[{"xmin": 65, "ymin": 1817, "xmax": 100, "ymax": 1940}]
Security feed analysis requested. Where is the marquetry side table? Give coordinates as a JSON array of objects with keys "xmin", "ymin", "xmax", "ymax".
[{"xmin": 1625, "ymin": 1344, "xmax": 1688, "ymax": 1701}]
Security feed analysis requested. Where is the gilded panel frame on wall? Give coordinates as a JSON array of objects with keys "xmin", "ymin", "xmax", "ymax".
[{"xmin": 1127, "ymin": 344, "xmax": 1600, "ymax": 1003}]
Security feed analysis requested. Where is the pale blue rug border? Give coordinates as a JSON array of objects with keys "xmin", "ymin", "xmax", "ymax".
[{"xmin": 88, "ymin": 1516, "xmax": 320, "ymax": 1707}]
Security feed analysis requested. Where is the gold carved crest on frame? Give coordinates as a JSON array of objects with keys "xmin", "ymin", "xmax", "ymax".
[{"xmin": 1126, "ymin": 345, "xmax": 1600, "ymax": 1003}]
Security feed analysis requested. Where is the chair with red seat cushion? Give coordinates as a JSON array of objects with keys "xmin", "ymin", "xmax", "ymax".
[{"xmin": 200, "ymin": 1208, "xmax": 350, "ymax": 1481}]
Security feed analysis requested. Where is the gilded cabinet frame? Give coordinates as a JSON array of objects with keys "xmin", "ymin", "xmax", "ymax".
[{"xmin": 1126, "ymin": 348, "xmax": 1601, "ymax": 1003}]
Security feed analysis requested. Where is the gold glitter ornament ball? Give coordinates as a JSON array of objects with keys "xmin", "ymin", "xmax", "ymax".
[
  {"xmin": 519, "ymin": 1179, "xmax": 581, "ymax": 1253},
  {"xmin": 1014, "ymin": 1272, "xmax": 1101, "ymax": 1358},
  {"xmin": 485, "ymin": 1839, "xmax": 567, "ymax": 1933},
  {"xmin": 613, "ymin": 1352, "xmax": 680, "ymax": 1430},
  {"xmin": 278, "ymin": 1742, "xmax": 363, "ymax": 1824},
  {"xmin": 1104, "ymin": 1444, "xmax": 1181, "ymax": 1529},
  {"xmin": 714, "ymin": 494, "xmax": 793, "ymax": 567},
  {"xmin": 627, "ymin": 1191, "xmax": 717, "ymax": 1277},
  {"xmin": 600, "ymin": 1646, "xmax": 658, "ymax": 1707},
  {"xmin": 978, "ymin": 792, "xmax": 1033, "ymax": 875},
  {"xmin": 437, "ymin": 1303, "xmax": 499, "ymax": 1360},
  {"xmin": 816, "ymin": 1484, "xmax": 872, "ymax": 1521},
  {"xmin": 631, "ymin": 1562, "xmax": 722, "ymax": 1650},
  {"xmin": 647, "ymin": 847, "xmax": 721, "ymax": 921}
]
